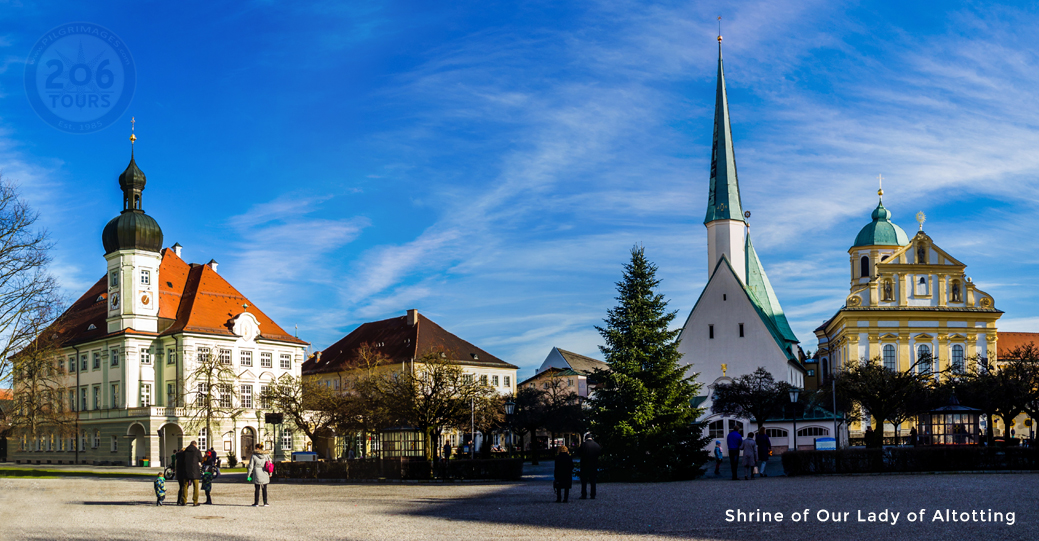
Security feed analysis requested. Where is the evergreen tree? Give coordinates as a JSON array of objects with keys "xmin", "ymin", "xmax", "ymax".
[{"xmin": 588, "ymin": 245, "xmax": 710, "ymax": 481}]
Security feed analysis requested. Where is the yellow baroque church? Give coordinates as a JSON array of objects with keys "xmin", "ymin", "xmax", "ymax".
[{"xmin": 813, "ymin": 189, "xmax": 1003, "ymax": 436}]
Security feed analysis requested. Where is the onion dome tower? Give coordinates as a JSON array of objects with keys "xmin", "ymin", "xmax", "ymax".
[{"xmin": 103, "ymin": 119, "xmax": 163, "ymax": 333}]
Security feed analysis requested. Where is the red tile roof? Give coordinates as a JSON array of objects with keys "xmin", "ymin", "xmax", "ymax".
[
  {"xmin": 998, "ymin": 332, "xmax": 1039, "ymax": 358},
  {"xmin": 48, "ymin": 248, "xmax": 306, "ymax": 347},
  {"xmin": 303, "ymin": 311, "xmax": 516, "ymax": 375}
]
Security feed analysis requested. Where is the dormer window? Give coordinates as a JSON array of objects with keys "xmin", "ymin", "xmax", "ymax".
[{"xmin": 87, "ymin": 324, "xmax": 96, "ymax": 331}]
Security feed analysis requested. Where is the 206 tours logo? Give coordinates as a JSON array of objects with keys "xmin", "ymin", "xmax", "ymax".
[{"xmin": 24, "ymin": 23, "xmax": 136, "ymax": 133}]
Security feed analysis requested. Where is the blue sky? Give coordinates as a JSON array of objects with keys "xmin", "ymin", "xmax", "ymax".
[{"xmin": 2, "ymin": 1, "xmax": 1037, "ymax": 379}]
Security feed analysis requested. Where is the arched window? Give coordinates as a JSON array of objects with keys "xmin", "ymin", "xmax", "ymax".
[
  {"xmin": 765, "ymin": 428, "xmax": 788, "ymax": 438},
  {"xmin": 952, "ymin": 345, "xmax": 964, "ymax": 373},
  {"xmin": 917, "ymin": 344, "xmax": 932, "ymax": 374},
  {"xmin": 883, "ymin": 345, "xmax": 896, "ymax": 371},
  {"xmin": 916, "ymin": 276, "xmax": 928, "ymax": 296},
  {"xmin": 860, "ymin": 256, "xmax": 870, "ymax": 278},
  {"xmin": 708, "ymin": 420, "xmax": 725, "ymax": 439},
  {"xmin": 727, "ymin": 420, "xmax": 744, "ymax": 435},
  {"xmin": 797, "ymin": 427, "xmax": 829, "ymax": 437}
]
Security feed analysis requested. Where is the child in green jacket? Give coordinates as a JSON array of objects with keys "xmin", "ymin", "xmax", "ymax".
[{"xmin": 153, "ymin": 473, "xmax": 166, "ymax": 506}]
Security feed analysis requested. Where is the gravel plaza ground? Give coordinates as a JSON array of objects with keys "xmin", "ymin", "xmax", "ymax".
[{"xmin": 0, "ymin": 465, "xmax": 1036, "ymax": 541}]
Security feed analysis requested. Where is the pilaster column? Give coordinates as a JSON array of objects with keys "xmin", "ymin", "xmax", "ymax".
[
  {"xmin": 897, "ymin": 273, "xmax": 907, "ymax": 307},
  {"xmin": 898, "ymin": 333, "xmax": 911, "ymax": 372},
  {"xmin": 867, "ymin": 334, "xmax": 879, "ymax": 361},
  {"xmin": 937, "ymin": 275, "xmax": 947, "ymax": 306},
  {"xmin": 938, "ymin": 334, "xmax": 950, "ymax": 373}
]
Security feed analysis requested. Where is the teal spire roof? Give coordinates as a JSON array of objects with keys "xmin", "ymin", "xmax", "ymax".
[
  {"xmin": 745, "ymin": 233, "xmax": 798, "ymax": 344},
  {"xmin": 852, "ymin": 199, "xmax": 910, "ymax": 248},
  {"xmin": 704, "ymin": 39, "xmax": 745, "ymax": 225}
]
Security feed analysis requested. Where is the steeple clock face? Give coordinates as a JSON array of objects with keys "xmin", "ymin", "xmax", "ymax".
[
  {"xmin": 111, "ymin": 292, "xmax": 120, "ymax": 310},
  {"xmin": 141, "ymin": 293, "xmax": 151, "ymax": 307}
]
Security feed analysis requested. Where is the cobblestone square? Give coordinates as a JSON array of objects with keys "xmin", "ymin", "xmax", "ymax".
[{"xmin": 0, "ymin": 471, "xmax": 1035, "ymax": 540}]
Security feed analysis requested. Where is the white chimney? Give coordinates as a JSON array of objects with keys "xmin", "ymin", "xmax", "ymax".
[
  {"xmin": 172, "ymin": 242, "xmax": 183, "ymax": 257},
  {"xmin": 207, "ymin": 259, "xmax": 219, "ymax": 273},
  {"xmin": 407, "ymin": 309, "xmax": 419, "ymax": 326}
]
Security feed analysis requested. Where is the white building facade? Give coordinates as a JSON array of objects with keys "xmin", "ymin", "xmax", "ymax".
[
  {"xmin": 676, "ymin": 39, "xmax": 831, "ymax": 453},
  {"xmin": 11, "ymin": 151, "xmax": 308, "ymax": 466}
]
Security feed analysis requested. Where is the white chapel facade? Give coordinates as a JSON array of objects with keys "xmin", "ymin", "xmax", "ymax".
[{"xmin": 677, "ymin": 38, "xmax": 824, "ymax": 453}]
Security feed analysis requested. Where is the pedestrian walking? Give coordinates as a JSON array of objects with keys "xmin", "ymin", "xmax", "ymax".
[
  {"xmin": 174, "ymin": 447, "xmax": 187, "ymax": 505},
  {"xmin": 247, "ymin": 443, "xmax": 272, "ymax": 507},
  {"xmin": 755, "ymin": 431, "xmax": 772, "ymax": 477},
  {"xmin": 713, "ymin": 441, "xmax": 724, "ymax": 476},
  {"xmin": 909, "ymin": 426, "xmax": 918, "ymax": 447},
  {"xmin": 726, "ymin": 427, "xmax": 743, "ymax": 481},
  {"xmin": 553, "ymin": 445, "xmax": 574, "ymax": 503},
  {"xmin": 153, "ymin": 471, "xmax": 166, "ymax": 506},
  {"xmin": 347, "ymin": 448, "xmax": 356, "ymax": 460},
  {"xmin": 180, "ymin": 440, "xmax": 204, "ymax": 506},
  {"xmin": 740, "ymin": 432, "xmax": 758, "ymax": 480},
  {"xmin": 577, "ymin": 435, "xmax": 601, "ymax": 500},
  {"xmin": 443, "ymin": 442, "xmax": 452, "ymax": 461},
  {"xmin": 865, "ymin": 425, "xmax": 874, "ymax": 447}
]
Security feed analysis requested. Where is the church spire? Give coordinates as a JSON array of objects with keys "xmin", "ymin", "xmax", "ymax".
[{"xmin": 704, "ymin": 35, "xmax": 744, "ymax": 225}]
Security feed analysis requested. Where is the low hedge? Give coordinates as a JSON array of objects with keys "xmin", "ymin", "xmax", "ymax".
[
  {"xmin": 782, "ymin": 446, "xmax": 1039, "ymax": 476},
  {"xmin": 275, "ymin": 458, "xmax": 522, "ymax": 481}
]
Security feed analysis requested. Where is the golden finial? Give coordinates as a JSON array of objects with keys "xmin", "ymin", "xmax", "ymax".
[
  {"xmin": 718, "ymin": 16, "xmax": 722, "ymax": 42},
  {"xmin": 877, "ymin": 174, "xmax": 884, "ymax": 198},
  {"xmin": 721, "ymin": 363, "xmax": 727, "ymax": 376},
  {"xmin": 129, "ymin": 116, "xmax": 136, "ymax": 145},
  {"xmin": 916, "ymin": 211, "xmax": 926, "ymax": 231}
]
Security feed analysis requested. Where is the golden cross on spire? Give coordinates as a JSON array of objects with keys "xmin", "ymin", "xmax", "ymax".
[
  {"xmin": 877, "ymin": 174, "xmax": 884, "ymax": 198},
  {"xmin": 129, "ymin": 116, "xmax": 136, "ymax": 145}
]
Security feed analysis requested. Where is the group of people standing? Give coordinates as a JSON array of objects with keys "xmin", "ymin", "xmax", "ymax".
[
  {"xmin": 552, "ymin": 435, "xmax": 601, "ymax": 503},
  {"xmin": 153, "ymin": 442, "xmax": 273, "ymax": 507},
  {"xmin": 716, "ymin": 428, "xmax": 772, "ymax": 480}
]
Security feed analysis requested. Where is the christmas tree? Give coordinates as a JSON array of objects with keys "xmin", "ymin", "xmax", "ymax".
[{"xmin": 589, "ymin": 245, "xmax": 710, "ymax": 481}]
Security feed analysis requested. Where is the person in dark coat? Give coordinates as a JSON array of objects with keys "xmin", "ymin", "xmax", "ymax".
[
  {"xmin": 553, "ymin": 446, "xmax": 574, "ymax": 503},
  {"xmin": 174, "ymin": 448, "xmax": 187, "ymax": 505},
  {"xmin": 755, "ymin": 431, "xmax": 772, "ymax": 477},
  {"xmin": 180, "ymin": 440, "xmax": 204, "ymax": 506},
  {"xmin": 577, "ymin": 435, "xmax": 601, "ymax": 500},
  {"xmin": 443, "ymin": 442, "xmax": 452, "ymax": 461},
  {"xmin": 726, "ymin": 427, "xmax": 743, "ymax": 481}
]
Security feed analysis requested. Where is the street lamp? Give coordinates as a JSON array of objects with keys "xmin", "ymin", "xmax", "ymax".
[
  {"xmin": 504, "ymin": 400, "xmax": 516, "ymax": 457},
  {"xmin": 789, "ymin": 388, "xmax": 801, "ymax": 452}
]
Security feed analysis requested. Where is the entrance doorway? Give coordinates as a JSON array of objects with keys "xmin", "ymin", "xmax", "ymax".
[
  {"xmin": 241, "ymin": 427, "xmax": 256, "ymax": 463},
  {"xmin": 158, "ymin": 424, "xmax": 183, "ymax": 467}
]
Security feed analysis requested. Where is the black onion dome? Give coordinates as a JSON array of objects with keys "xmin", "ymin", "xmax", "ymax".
[
  {"xmin": 102, "ymin": 154, "xmax": 163, "ymax": 255},
  {"xmin": 119, "ymin": 155, "xmax": 147, "ymax": 190},
  {"xmin": 102, "ymin": 211, "xmax": 163, "ymax": 255}
]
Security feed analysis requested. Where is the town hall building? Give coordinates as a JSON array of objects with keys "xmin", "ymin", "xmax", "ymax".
[{"xmin": 10, "ymin": 143, "xmax": 308, "ymax": 467}]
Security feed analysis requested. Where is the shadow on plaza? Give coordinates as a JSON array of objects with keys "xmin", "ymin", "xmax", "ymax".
[{"xmin": 401, "ymin": 482, "xmax": 730, "ymax": 539}]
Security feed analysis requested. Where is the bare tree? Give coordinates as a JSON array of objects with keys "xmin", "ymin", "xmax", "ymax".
[
  {"xmin": 260, "ymin": 374, "xmax": 342, "ymax": 450},
  {"xmin": 0, "ymin": 177, "xmax": 60, "ymax": 389},
  {"xmin": 184, "ymin": 348, "xmax": 243, "ymax": 450},
  {"xmin": 7, "ymin": 304, "xmax": 76, "ymax": 448},
  {"xmin": 379, "ymin": 349, "xmax": 492, "ymax": 461}
]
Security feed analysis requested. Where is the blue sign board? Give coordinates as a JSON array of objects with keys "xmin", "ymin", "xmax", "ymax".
[{"xmin": 815, "ymin": 437, "xmax": 837, "ymax": 451}]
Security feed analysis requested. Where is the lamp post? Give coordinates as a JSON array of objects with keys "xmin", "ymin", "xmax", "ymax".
[
  {"xmin": 504, "ymin": 399, "xmax": 516, "ymax": 458},
  {"xmin": 470, "ymin": 396, "xmax": 475, "ymax": 460},
  {"xmin": 789, "ymin": 387, "xmax": 801, "ymax": 452}
]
